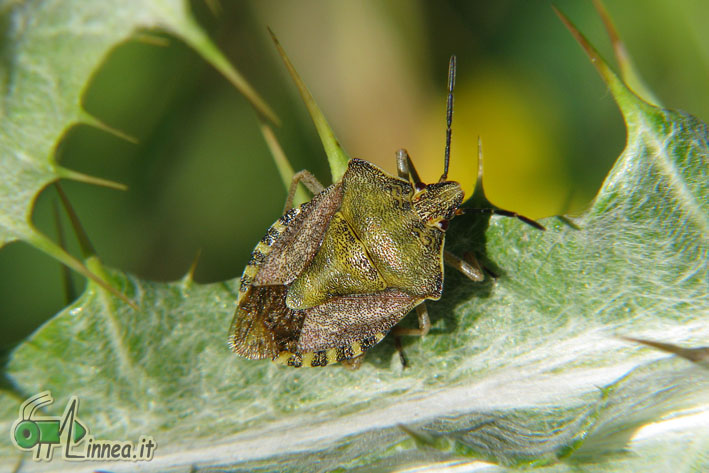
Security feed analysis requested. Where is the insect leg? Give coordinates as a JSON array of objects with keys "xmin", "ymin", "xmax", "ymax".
[
  {"xmin": 392, "ymin": 304, "xmax": 431, "ymax": 368},
  {"xmin": 444, "ymin": 250, "xmax": 484, "ymax": 282},
  {"xmin": 340, "ymin": 354, "xmax": 365, "ymax": 370},
  {"xmin": 394, "ymin": 336, "xmax": 409, "ymax": 368},
  {"xmin": 284, "ymin": 170, "xmax": 325, "ymax": 211},
  {"xmin": 393, "ymin": 303, "xmax": 431, "ymax": 336},
  {"xmin": 395, "ymin": 149, "xmax": 423, "ymax": 186}
]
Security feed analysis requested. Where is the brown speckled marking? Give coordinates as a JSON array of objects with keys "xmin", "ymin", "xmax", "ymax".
[
  {"xmin": 311, "ymin": 350, "xmax": 328, "ymax": 367},
  {"xmin": 238, "ymin": 208, "xmax": 303, "ymax": 295},
  {"xmin": 279, "ymin": 207, "xmax": 300, "ymax": 225},
  {"xmin": 286, "ymin": 352, "xmax": 303, "ymax": 368},
  {"xmin": 248, "ymin": 250, "xmax": 267, "ymax": 266},
  {"xmin": 336, "ymin": 345, "xmax": 355, "ymax": 362},
  {"xmin": 359, "ymin": 335, "xmax": 379, "ymax": 351}
]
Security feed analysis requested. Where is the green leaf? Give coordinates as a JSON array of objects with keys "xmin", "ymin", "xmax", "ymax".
[
  {"xmin": 258, "ymin": 122, "xmax": 311, "ymax": 209},
  {"xmin": 592, "ymin": 0, "xmax": 662, "ymax": 107},
  {"xmin": 2, "ymin": 4, "xmax": 707, "ymax": 473},
  {"xmin": 268, "ymin": 28, "xmax": 350, "ymax": 183},
  {"xmin": 0, "ymin": 391, "xmax": 21, "ymax": 464},
  {"xmin": 0, "ymin": 0, "xmax": 275, "ymax": 270}
]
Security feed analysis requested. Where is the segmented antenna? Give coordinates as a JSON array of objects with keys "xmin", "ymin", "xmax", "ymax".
[{"xmin": 441, "ymin": 55, "xmax": 456, "ymax": 182}]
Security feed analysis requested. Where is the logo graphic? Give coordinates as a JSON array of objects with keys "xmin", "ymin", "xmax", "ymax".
[{"xmin": 11, "ymin": 391, "xmax": 156, "ymax": 462}]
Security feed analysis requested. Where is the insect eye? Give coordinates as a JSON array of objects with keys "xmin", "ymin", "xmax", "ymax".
[
  {"xmin": 436, "ymin": 219, "xmax": 449, "ymax": 232},
  {"xmin": 415, "ymin": 182, "xmax": 427, "ymax": 192}
]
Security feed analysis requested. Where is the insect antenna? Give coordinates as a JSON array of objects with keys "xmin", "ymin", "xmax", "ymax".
[{"xmin": 440, "ymin": 55, "xmax": 456, "ymax": 183}]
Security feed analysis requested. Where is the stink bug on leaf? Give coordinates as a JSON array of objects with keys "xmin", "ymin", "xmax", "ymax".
[{"xmin": 228, "ymin": 56, "xmax": 543, "ymax": 368}]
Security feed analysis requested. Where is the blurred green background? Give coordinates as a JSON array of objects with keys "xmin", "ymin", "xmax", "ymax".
[{"xmin": 1, "ymin": 0, "xmax": 708, "ymax": 350}]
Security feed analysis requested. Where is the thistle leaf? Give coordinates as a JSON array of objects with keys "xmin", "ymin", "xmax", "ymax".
[{"xmin": 1, "ymin": 4, "xmax": 707, "ymax": 473}]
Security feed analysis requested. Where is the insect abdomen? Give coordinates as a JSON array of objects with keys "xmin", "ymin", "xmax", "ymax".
[{"xmin": 272, "ymin": 333, "xmax": 386, "ymax": 367}]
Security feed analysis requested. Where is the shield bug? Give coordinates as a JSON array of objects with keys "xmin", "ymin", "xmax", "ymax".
[{"xmin": 228, "ymin": 56, "xmax": 543, "ymax": 368}]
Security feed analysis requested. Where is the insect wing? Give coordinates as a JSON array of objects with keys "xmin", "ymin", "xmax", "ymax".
[
  {"xmin": 229, "ymin": 285, "xmax": 302, "ymax": 359},
  {"xmin": 254, "ymin": 183, "xmax": 343, "ymax": 286},
  {"xmin": 296, "ymin": 288, "xmax": 421, "ymax": 353},
  {"xmin": 229, "ymin": 183, "xmax": 343, "ymax": 359}
]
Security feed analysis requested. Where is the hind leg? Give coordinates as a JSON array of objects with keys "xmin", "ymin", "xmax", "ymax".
[
  {"xmin": 284, "ymin": 170, "xmax": 325, "ymax": 211},
  {"xmin": 392, "ymin": 304, "xmax": 431, "ymax": 368},
  {"xmin": 341, "ymin": 354, "xmax": 365, "ymax": 370}
]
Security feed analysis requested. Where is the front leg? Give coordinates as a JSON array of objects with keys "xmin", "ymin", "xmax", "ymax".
[
  {"xmin": 395, "ymin": 149, "xmax": 423, "ymax": 186},
  {"xmin": 444, "ymin": 250, "xmax": 484, "ymax": 282}
]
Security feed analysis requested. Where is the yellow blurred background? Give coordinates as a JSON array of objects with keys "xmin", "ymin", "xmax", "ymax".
[{"xmin": 1, "ymin": 0, "xmax": 708, "ymax": 350}]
